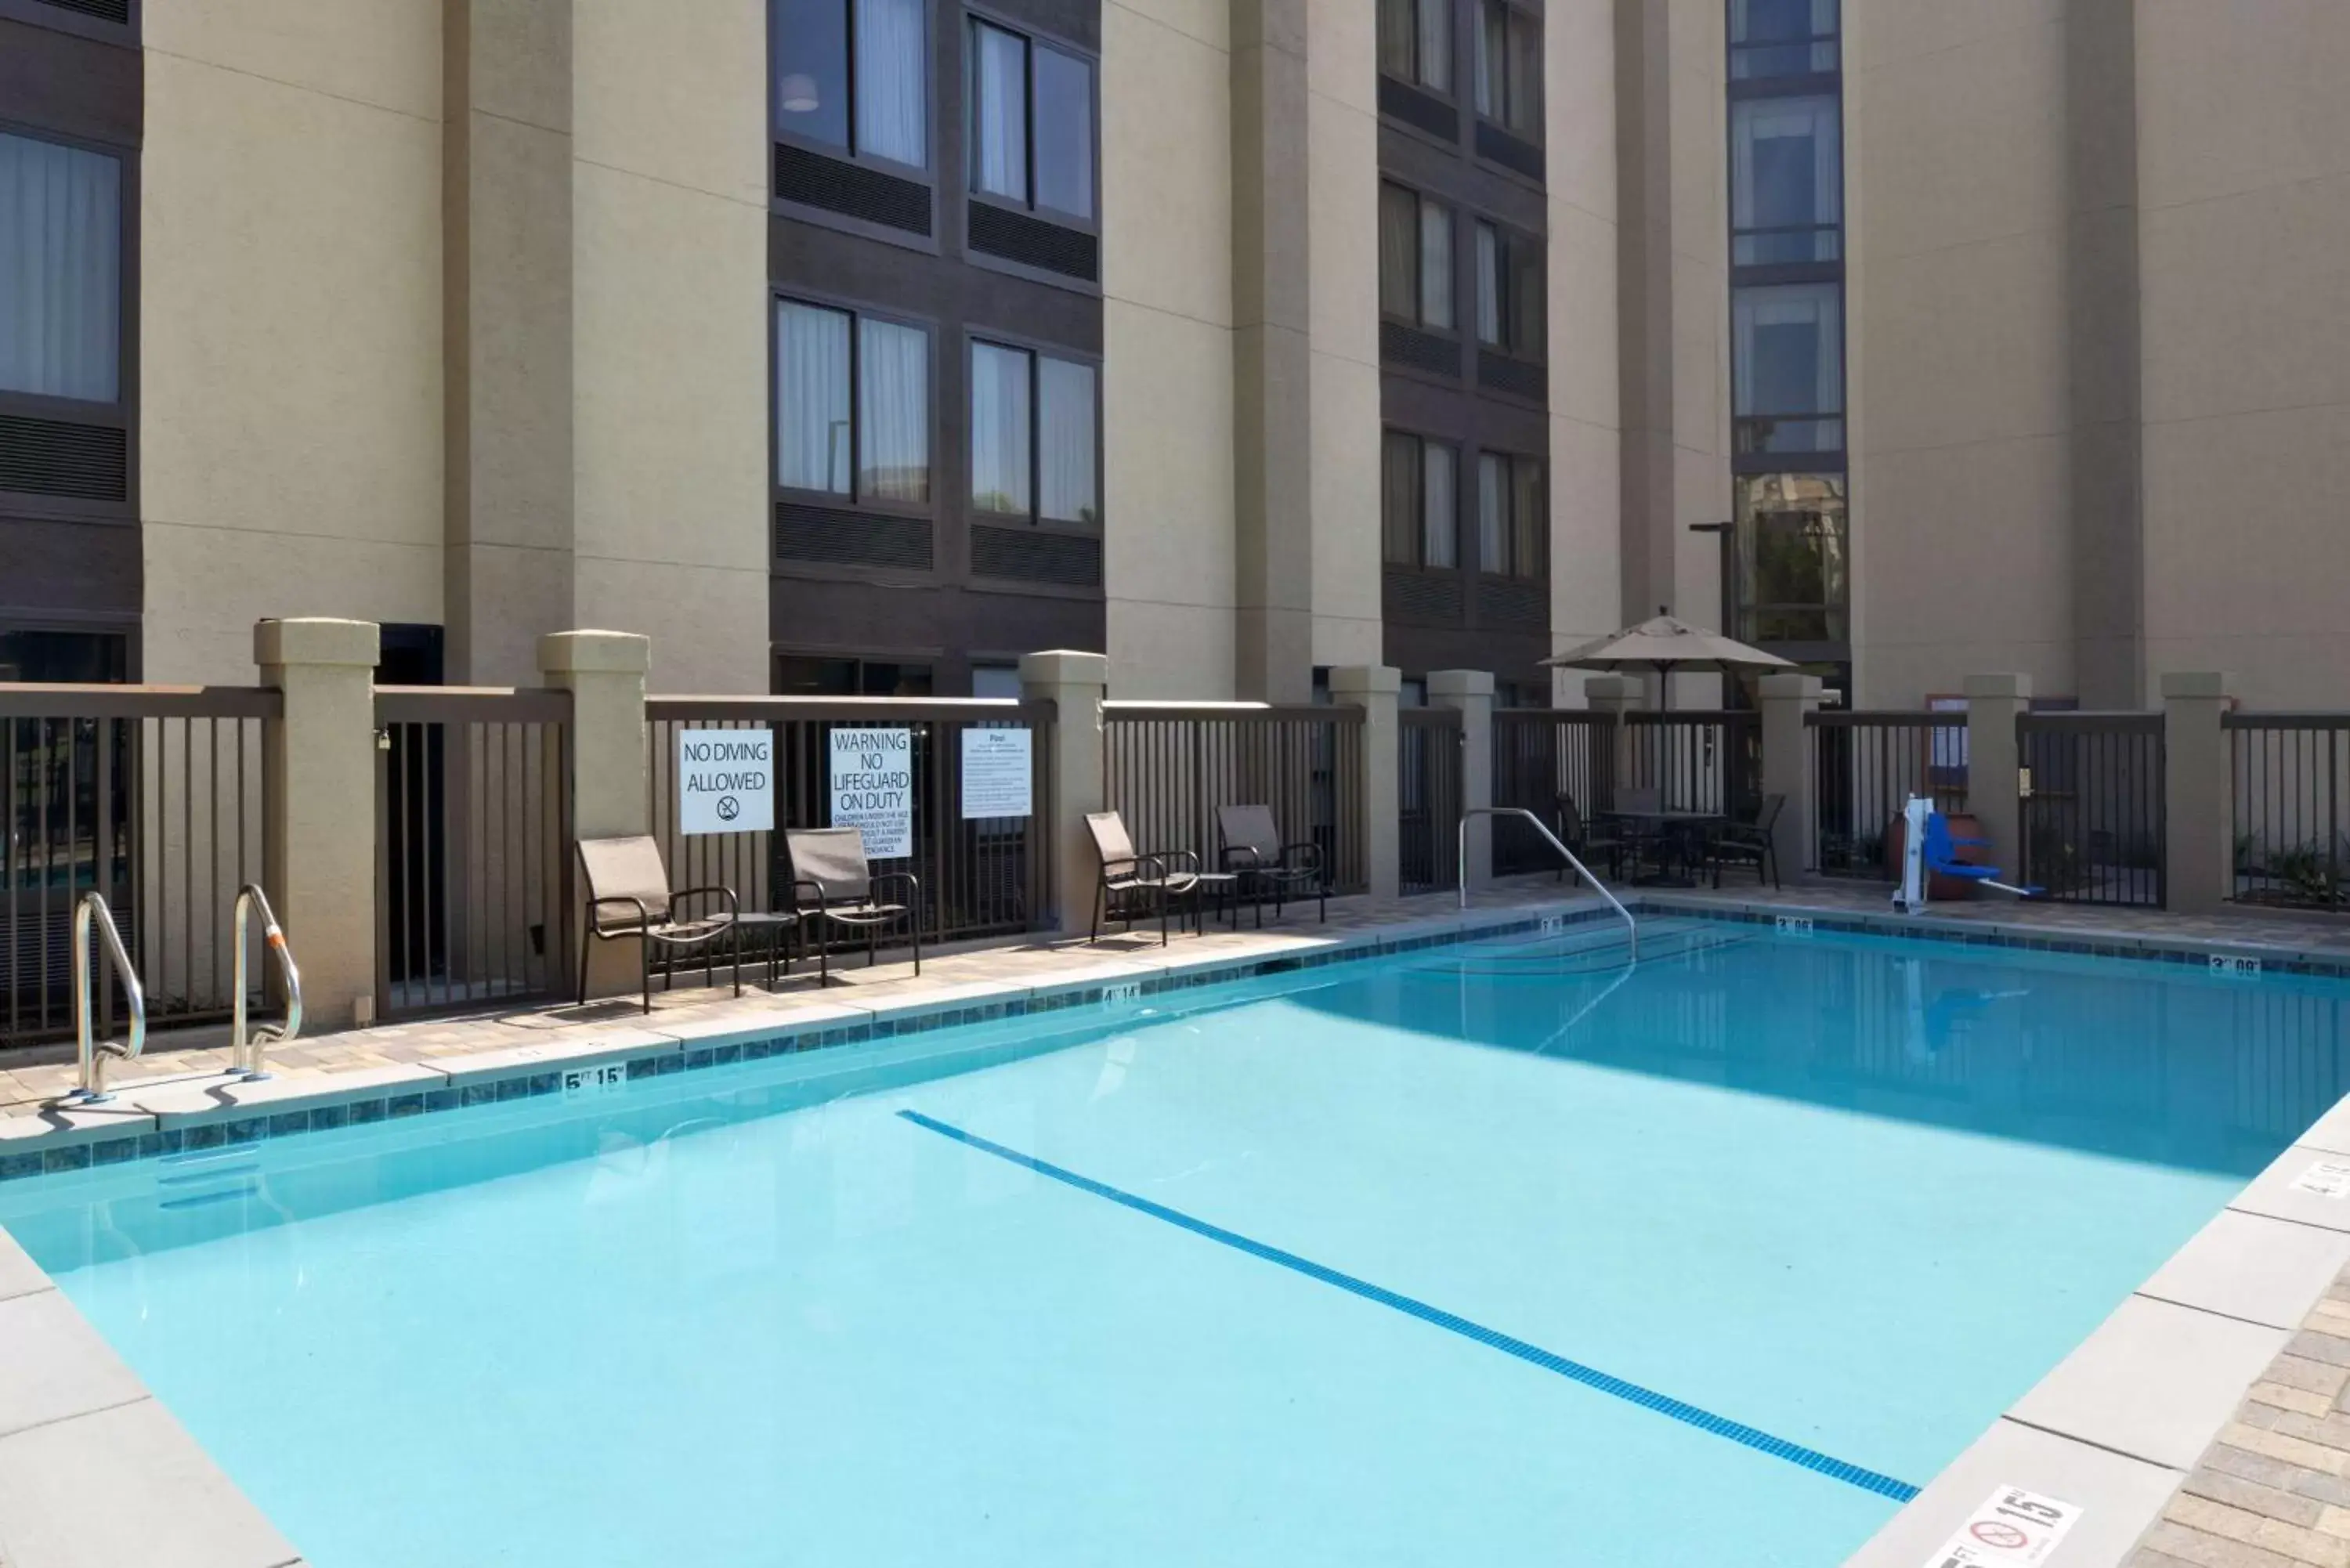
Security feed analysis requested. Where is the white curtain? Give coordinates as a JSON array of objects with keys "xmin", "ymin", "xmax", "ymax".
[
  {"xmin": 1418, "ymin": 201, "xmax": 1452, "ymax": 330},
  {"xmin": 1474, "ymin": 222, "xmax": 1501, "ymax": 345},
  {"xmin": 854, "ymin": 0, "xmax": 927, "ymax": 167},
  {"xmin": 1039, "ymin": 357, "xmax": 1097, "ymax": 524},
  {"xmin": 857, "ymin": 318, "xmax": 929, "ymax": 503},
  {"xmin": 1474, "ymin": 1, "xmax": 1502, "ymax": 118},
  {"xmin": 1415, "ymin": 0, "xmax": 1451, "ymax": 92},
  {"xmin": 0, "ymin": 132, "xmax": 121, "ymax": 403},
  {"xmin": 970, "ymin": 341, "xmax": 1032, "ymax": 515},
  {"xmin": 1477, "ymin": 453, "xmax": 1506, "ymax": 573},
  {"xmin": 971, "ymin": 23, "xmax": 1028, "ymax": 202},
  {"xmin": 1733, "ymin": 282, "xmax": 1842, "ymax": 417},
  {"xmin": 776, "ymin": 302, "xmax": 852, "ymax": 493},
  {"xmin": 1421, "ymin": 443, "xmax": 1457, "ymax": 568},
  {"xmin": 1731, "ymin": 95, "xmax": 1839, "ymax": 250}
]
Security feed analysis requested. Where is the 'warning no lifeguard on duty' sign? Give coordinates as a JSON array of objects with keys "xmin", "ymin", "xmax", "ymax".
[{"xmin": 677, "ymin": 729, "xmax": 775, "ymax": 836}]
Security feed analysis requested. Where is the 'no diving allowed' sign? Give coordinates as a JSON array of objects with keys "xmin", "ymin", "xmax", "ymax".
[{"xmin": 678, "ymin": 729, "xmax": 774, "ymax": 836}]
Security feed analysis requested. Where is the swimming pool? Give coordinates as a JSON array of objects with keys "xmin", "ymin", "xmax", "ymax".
[{"xmin": 3, "ymin": 916, "xmax": 2345, "ymax": 1566}]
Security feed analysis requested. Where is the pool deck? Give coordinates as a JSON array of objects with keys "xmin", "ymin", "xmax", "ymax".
[{"xmin": 2, "ymin": 875, "xmax": 2349, "ymax": 1566}]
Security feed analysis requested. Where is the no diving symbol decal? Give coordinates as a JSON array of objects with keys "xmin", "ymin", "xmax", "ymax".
[
  {"xmin": 1970, "ymin": 1523, "xmax": 2030, "ymax": 1550},
  {"xmin": 716, "ymin": 795, "xmax": 741, "ymax": 823},
  {"xmin": 1923, "ymin": 1484, "xmax": 2081, "ymax": 1566}
]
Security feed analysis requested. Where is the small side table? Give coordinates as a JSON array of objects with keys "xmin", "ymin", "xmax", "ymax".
[
  {"xmin": 1191, "ymin": 872, "xmax": 1242, "ymax": 934},
  {"xmin": 735, "ymin": 912, "xmax": 801, "ymax": 990}
]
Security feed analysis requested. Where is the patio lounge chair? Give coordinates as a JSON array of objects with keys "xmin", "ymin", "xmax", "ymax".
[
  {"xmin": 785, "ymin": 826, "xmax": 921, "ymax": 981},
  {"xmin": 1217, "ymin": 803, "xmax": 1326, "ymax": 925},
  {"xmin": 1084, "ymin": 811, "xmax": 1201, "ymax": 945},
  {"xmin": 576, "ymin": 836, "xmax": 740, "ymax": 1013},
  {"xmin": 1708, "ymin": 793, "xmax": 1786, "ymax": 889},
  {"xmin": 1553, "ymin": 792, "xmax": 1624, "ymax": 884}
]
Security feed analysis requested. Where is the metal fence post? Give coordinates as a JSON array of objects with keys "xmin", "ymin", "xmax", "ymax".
[
  {"xmin": 255, "ymin": 618, "xmax": 381, "ymax": 1029},
  {"xmin": 1428, "ymin": 670, "xmax": 1494, "ymax": 891},
  {"xmin": 1330, "ymin": 667, "xmax": 1401, "ymax": 901},
  {"xmin": 540, "ymin": 630, "xmax": 649, "ymax": 999},
  {"xmin": 1757, "ymin": 673, "xmax": 1822, "ymax": 885},
  {"xmin": 2163, "ymin": 671, "xmax": 2231, "ymax": 914},
  {"xmin": 1019, "ymin": 650, "xmax": 1109, "ymax": 935},
  {"xmin": 1963, "ymin": 673, "xmax": 2034, "ymax": 884}
]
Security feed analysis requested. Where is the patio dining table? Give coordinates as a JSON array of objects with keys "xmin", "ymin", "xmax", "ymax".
[{"xmin": 1598, "ymin": 808, "xmax": 1726, "ymax": 887}]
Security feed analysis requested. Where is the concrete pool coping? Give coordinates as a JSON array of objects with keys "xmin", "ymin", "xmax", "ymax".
[{"xmin": 0, "ymin": 880, "xmax": 2347, "ymax": 1565}]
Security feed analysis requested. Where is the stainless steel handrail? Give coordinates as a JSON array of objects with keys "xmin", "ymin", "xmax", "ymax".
[
  {"xmin": 231, "ymin": 883, "xmax": 302, "ymax": 1082},
  {"xmin": 70, "ymin": 893, "xmax": 146, "ymax": 1104},
  {"xmin": 1458, "ymin": 807, "xmax": 1638, "ymax": 960}
]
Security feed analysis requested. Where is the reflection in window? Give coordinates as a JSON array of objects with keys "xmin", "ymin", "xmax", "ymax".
[
  {"xmin": 972, "ymin": 341, "xmax": 1100, "ymax": 526},
  {"xmin": 1377, "ymin": 0, "xmax": 1452, "ymax": 94},
  {"xmin": 776, "ymin": 655, "xmax": 935, "ymax": 696},
  {"xmin": 1379, "ymin": 184, "xmax": 1455, "ymax": 332},
  {"xmin": 1731, "ymin": 96, "xmax": 1839, "ymax": 265},
  {"xmin": 1038, "ymin": 357, "xmax": 1097, "ymax": 524},
  {"xmin": 1735, "ymin": 471, "xmax": 1848, "ymax": 644},
  {"xmin": 970, "ymin": 341, "xmax": 1032, "ymax": 515},
  {"xmin": 1475, "ymin": 221, "xmax": 1544, "ymax": 357},
  {"xmin": 1477, "ymin": 451, "xmax": 1543, "ymax": 579},
  {"xmin": 776, "ymin": 301, "xmax": 853, "ymax": 493},
  {"xmin": 1730, "ymin": 0, "xmax": 1838, "ymax": 81},
  {"xmin": 1474, "ymin": 1, "xmax": 1542, "ymax": 141},
  {"xmin": 1380, "ymin": 432, "xmax": 1459, "ymax": 569},
  {"xmin": 970, "ymin": 21, "xmax": 1096, "ymax": 221},
  {"xmin": 0, "ymin": 132, "xmax": 122, "ymax": 403},
  {"xmin": 1032, "ymin": 45, "xmax": 1095, "ymax": 220},
  {"xmin": 772, "ymin": 0, "xmax": 927, "ymax": 167},
  {"xmin": 777, "ymin": 300, "xmax": 931, "ymax": 502},
  {"xmin": 1733, "ymin": 282, "xmax": 1842, "ymax": 454}
]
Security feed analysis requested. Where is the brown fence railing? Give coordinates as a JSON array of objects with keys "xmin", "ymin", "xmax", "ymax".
[
  {"xmin": 3, "ymin": 684, "xmax": 278, "ymax": 1048},
  {"xmin": 2227, "ymin": 712, "xmax": 2348, "ymax": 913},
  {"xmin": 2018, "ymin": 710, "xmax": 2165, "ymax": 907},
  {"xmin": 375, "ymin": 687, "xmax": 572, "ymax": 1018},
  {"xmin": 1399, "ymin": 707, "xmax": 1463, "ymax": 895},
  {"xmin": 1101, "ymin": 704, "xmax": 1366, "ymax": 893},
  {"xmin": 646, "ymin": 698, "xmax": 1057, "ymax": 948},
  {"xmin": 1808, "ymin": 710, "xmax": 1969, "ymax": 879},
  {"xmin": 1492, "ymin": 710, "xmax": 1614, "ymax": 875}
]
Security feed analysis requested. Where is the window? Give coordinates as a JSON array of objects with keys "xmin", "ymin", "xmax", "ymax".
[
  {"xmin": 1734, "ymin": 472, "xmax": 1847, "ymax": 644},
  {"xmin": 1381, "ymin": 432, "xmax": 1459, "ymax": 569},
  {"xmin": 1473, "ymin": 1, "xmax": 1542, "ymax": 141},
  {"xmin": 1379, "ymin": 184, "xmax": 1455, "ymax": 331},
  {"xmin": 970, "ymin": 20, "xmax": 1096, "ymax": 222},
  {"xmin": 1731, "ymin": 96, "xmax": 1840, "ymax": 265},
  {"xmin": 1477, "ymin": 452, "xmax": 1544, "ymax": 578},
  {"xmin": 0, "ymin": 132, "xmax": 122, "ymax": 403},
  {"xmin": 775, "ymin": 298, "xmax": 932, "ymax": 503},
  {"xmin": 971, "ymin": 340, "xmax": 1099, "ymax": 525},
  {"xmin": 1733, "ymin": 282, "xmax": 1842, "ymax": 454},
  {"xmin": 772, "ymin": 0, "xmax": 928, "ymax": 168},
  {"xmin": 1377, "ymin": 0, "xmax": 1452, "ymax": 95},
  {"xmin": 776, "ymin": 655, "xmax": 935, "ymax": 696},
  {"xmin": 1730, "ymin": 0, "xmax": 1838, "ymax": 81},
  {"xmin": 971, "ymin": 663, "xmax": 1024, "ymax": 699},
  {"xmin": 1474, "ymin": 221, "xmax": 1543, "ymax": 358}
]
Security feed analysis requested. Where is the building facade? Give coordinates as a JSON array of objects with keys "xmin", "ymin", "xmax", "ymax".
[{"xmin": 3, "ymin": 0, "xmax": 2347, "ymax": 709}]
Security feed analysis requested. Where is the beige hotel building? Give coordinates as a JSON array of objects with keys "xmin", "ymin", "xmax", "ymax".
[{"xmin": 2, "ymin": 0, "xmax": 2345, "ymax": 710}]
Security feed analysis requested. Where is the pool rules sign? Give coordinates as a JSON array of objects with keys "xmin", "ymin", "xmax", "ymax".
[
  {"xmin": 830, "ymin": 727, "xmax": 913, "ymax": 858},
  {"xmin": 678, "ymin": 730, "xmax": 775, "ymax": 836}
]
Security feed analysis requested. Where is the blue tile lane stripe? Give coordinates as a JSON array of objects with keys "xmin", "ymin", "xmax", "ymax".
[{"xmin": 897, "ymin": 1107, "xmax": 1919, "ymax": 1504}]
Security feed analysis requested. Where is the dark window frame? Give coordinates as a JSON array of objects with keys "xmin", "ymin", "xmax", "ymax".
[
  {"xmin": 0, "ymin": 114, "xmax": 139, "ymax": 526},
  {"xmin": 772, "ymin": 649, "xmax": 940, "ymax": 697},
  {"xmin": 1727, "ymin": 90, "xmax": 1842, "ymax": 269},
  {"xmin": 1376, "ymin": 0, "xmax": 1456, "ymax": 100},
  {"xmin": 1473, "ymin": 0, "xmax": 1544, "ymax": 146},
  {"xmin": 1379, "ymin": 180, "xmax": 1460, "ymax": 337},
  {"xmin": 1381, "ymin": 428, "xmax": 1462, "ymax": 570},
  {"xmin": 964, "ymin": 7, "xmax": 1101, "ymax": 238},
  {"xmin": 772, "ymin": 287, "xmax": 940, "ymax": 518},
  {"xmin": 1728, "ymin": 0, "xmax": 1840, "ymax": 84},
  {"xmin": 1475, "ymin": 448, "xmax": 1546, "ymax": 580},
  {"xmin": 768, "ymin": 0, "xmax": 936, "ymax": 181},
  {"xmin": 964, "ymin": 327, "xmax": 1104, "ymax": 535},
  {"xmin": 1473, "ymin": 215, "xmax": 1545, "ymax": 363},
  {"xmin": 0, "ymin": 0, "xmax": 140, "ymax": 48}
]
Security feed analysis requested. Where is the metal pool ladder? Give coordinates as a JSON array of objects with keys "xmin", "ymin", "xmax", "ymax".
[
  {"xmin": 230, "ymin": 883, "xmax": 303, "ymax": 1082},
  {"xmin": 68, "ymin": 892, "xmax": 146, "ymax": 1104},
  {"xmin": 1458, "ymin": 807, "xmax": 1638, "ymax": 961}
]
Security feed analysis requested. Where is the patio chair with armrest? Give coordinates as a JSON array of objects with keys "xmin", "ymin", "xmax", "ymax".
[
  {"xmin": 1084, "ymin": 811, "xmax": 1201, "ymax": 945},
  {"xmin": 1708, "ymin": 793, "xmax": 1786, "ymax": 889},
  {"xmin": 1217, "ymin": 803, "xmax": 1326, "ymax": 926},
  {"xmin": 1607, "ymin": 786, "xmax": 1670, "ymax": 879},
  {"xmin": 784, "ymin": 826, "xmax": 921, "ymax": 983},
  {"xmin": 1554, "ymin": 792, "xmax": 1625, "ymax": 885},
  {"xmin": 576, "ymin": 836, "xmax": 741, "ymax": 1014}
]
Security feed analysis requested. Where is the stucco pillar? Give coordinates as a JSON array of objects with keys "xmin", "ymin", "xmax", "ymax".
[
  {"xmin": 1329, "ymin": 666, "xmax": 1401, "ymax": 900},
  {"xmin": 2163, "ymin": 671, "xmax": 2232, "ymax": 915},
  {"xmin": 1020, "ymin": 650, "xmax": 1109, "ymax": 934},
  {"xmin": 1965, "ymin": 674, "xmax": 2034, "ymax": 883},
  {"xmin": 540, "ymin": 630, "xmax": 649, "ymax": 999},
  {"xmin": 1429, "ymin": 670, "xmax": 1495, "ymax": 890},
  {"xmin": 1757, "ymin": 673, "xmax": 1822, "ymax": 884},
  {"xmin": 255, "ymin": 618, "xmax": 381, "ymax": 1029}
]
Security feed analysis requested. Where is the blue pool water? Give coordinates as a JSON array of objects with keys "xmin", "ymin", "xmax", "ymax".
[{"xmin": 5, "ymin": 919, "xmax": 2349, "ymax": 1566}]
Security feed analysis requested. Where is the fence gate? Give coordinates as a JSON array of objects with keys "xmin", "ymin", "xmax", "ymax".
[
  {"xmin": 1398, "ymin": 708, "xmax": 1463, "ymax": 895},
  {"xmin": 2226, "ymin": 713, "xmax": 2350, "ymax": 912},
  {"xmin": 2016, "ymin": 711, "xmax": 2165, "ymax": 907}
]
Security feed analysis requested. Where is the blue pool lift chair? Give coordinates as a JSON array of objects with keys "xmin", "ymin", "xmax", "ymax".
[{"xmin": 1895, "ymin": 800, "xmax": 2043, "ymax": 912}]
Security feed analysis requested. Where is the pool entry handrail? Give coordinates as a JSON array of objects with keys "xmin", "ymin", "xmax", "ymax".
[
  {"xmin": 231, "ymin": 883, "xmax": 303, "ymax": 1081},
  {"xmin": 69, "ymin": 892, "xmax": 146, "ymax": 1104},
  {"xmin": 1458, "ymin": 807, "xmax": 1638, "ymax": 959}
]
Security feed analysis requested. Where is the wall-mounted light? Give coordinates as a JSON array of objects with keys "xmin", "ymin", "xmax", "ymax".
[{"xmin": 780, "ymin": 74, "xmax": 820, "ymax": 114}]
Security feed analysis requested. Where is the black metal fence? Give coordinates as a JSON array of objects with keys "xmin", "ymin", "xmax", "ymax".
[
  {"xmin": 647, "ymin": 699, "xmax": 1056, "ymax": 950},
  {"xmin": 1399, "ymin": 708, "xmax": 1463, "ymax": 895},
  {"xmin": 1101, "ymin": 704, "xmax": 1366, "ymax": 893},
  {"xmin": 2018, "ymin": 711, "xmax": 2166, "ymax": 907},
  {"xmin": 1808, "ymin": 710, "xmax": 1969, "ymax": 879},
  {"xmin": 376, "ymin": 688, "xmax": 572, "ymax": 1017},
  {"xmin": 1492, "ymin": 710, "xmax": 1614, "ymax": 874},
  {"xmin": 1622, "ymin": 711, "xmax": 1760, "ymax": 819},
  {"xmin": 2227, "ymin": 713, "xmax": 2348, "ymax": 912},
  {"xmin": 2, "ymin": 684, "xmax": 277, "ymax": 1048}
]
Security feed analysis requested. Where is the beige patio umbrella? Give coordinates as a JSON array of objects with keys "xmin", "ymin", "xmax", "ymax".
[{"xmin": 1540, "ymin": 612, "xmax": 1793, "ymax": 708}]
